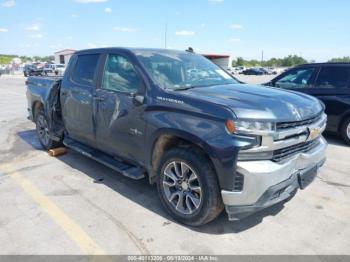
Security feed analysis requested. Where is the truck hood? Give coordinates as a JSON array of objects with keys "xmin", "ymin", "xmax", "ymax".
[{"xmin": 182, "ymin": 84, "xmax": 323, "ymax": 121}]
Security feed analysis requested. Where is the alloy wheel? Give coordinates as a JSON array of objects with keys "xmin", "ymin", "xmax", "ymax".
[
  {"xmin": 36, "ymin": 115, "xmax": 50, "ymax": 147},
  {"xmin": 162, "ymin": 161, "xmax": 203, "ymax": 215}
]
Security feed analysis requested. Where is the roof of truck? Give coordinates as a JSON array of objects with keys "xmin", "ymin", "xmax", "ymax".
[
  {"xmin": 75, "ymin": 47, "xmax": 193, "ymax": 55},
  {"xmin": 296, "ymin": 62, "xmax": 350, "ymax": 67}
]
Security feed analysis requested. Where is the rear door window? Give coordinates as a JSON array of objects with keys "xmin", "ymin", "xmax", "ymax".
[
  {"xmin": 72, "ymin": 54, "xmax": 99, "ymax": 86},
  {"xmin": 315, "ymin": 66, "xmax": 350, "ymax": 89},
  {"xmin": 275, "ymin": 67, "xmax": 316, "ymax": 89}
]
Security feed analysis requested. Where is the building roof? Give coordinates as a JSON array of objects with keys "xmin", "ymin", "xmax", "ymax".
[{"xmin": 54, "ymin": 49, "xmax": 76, "ymax": 55}]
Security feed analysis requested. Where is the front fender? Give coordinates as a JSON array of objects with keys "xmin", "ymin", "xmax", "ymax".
[{"xmin": 145, "ymin": 111, "xmax": 256, "ymax": 191}]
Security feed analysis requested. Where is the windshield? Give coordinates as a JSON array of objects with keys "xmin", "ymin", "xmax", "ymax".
[
  {"xmin": 135, "ymin": 50, "xmax": 238, "ymax": 90},
  {"xmin": 56, "ymin": 65, "xmax": 65, "ymax": 68}
]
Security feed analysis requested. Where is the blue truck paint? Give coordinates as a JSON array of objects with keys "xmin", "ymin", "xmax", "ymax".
[{"xmin": 26, "ymin": 48, "xmax": 327, "ymax": 223}]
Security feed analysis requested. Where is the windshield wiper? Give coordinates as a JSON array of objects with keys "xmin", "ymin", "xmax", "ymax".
[
  {"xmin": 172, "ymin": 86, "xmax": 195, "ymax": 91},
  {"xmin": 172, "ymin": 84, "xmax": 217, "ymax": 91}
]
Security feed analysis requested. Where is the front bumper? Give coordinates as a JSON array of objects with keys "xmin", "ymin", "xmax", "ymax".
[{"xmin": 222, "ymin": 136, "xmax": 327, "ymax": 220}]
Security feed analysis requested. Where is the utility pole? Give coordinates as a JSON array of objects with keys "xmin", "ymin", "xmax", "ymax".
[{"xmin": 261, "ymin": 50, "xmax": 264, "ymax": 66}]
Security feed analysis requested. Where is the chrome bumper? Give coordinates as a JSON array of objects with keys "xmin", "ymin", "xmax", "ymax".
[{"xmin": 222, "ymin": 136, "xmax": 327, "ymax": 208}]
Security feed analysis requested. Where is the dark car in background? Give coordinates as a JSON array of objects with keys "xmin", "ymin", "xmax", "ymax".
[
  {"xmin": 241, "ymin": 68, "xmax": 264, "ymax": 75},
  {"xmin": 266, "ymin": 63, "xmax": 350, "ymax": 145},
  {"xmin": 23, "ymin": 64, "xmax": 43, "ymax": 77}
]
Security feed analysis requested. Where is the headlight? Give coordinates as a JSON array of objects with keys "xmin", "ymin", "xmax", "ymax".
[{"xmin": 226, "ymin": 119, "xmax": 276, "ymax": 135}]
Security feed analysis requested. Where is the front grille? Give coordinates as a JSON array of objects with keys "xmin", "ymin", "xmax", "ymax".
[
  {"xmin": 233, "ymin": 173, "xmax": 244, "ymax": 192},
  {"xmin": 277, "ymin": 114, "xmax": 322, "ymax": 130},
  {"xmin": 272, "ymin": 138, "xmax": 320, "ymax": 162}
]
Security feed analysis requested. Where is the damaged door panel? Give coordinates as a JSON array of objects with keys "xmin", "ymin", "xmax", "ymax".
[
  {"xmin": 60, "ymin": 54, "xmax": 100, "ymax": 147},
  {"xmin": 94, "ymin": 53, "xmax": 147, "ymax": 165}
]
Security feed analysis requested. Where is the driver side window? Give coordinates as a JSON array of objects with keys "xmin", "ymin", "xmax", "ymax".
[
  {"xmin": 102, "ymin": 54, "xmax": 141, "ymax": 93},
  {"xmin": 275, "ymin": 68, "xmax": 315, "ymax": 89}
]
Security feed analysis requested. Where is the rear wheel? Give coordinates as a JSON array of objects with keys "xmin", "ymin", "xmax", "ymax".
[
  {"xmin": 35, "ymin": 108, "xmax": 61, "ymax": 150},
  {"xmin": 157, "ymin": 147, "xmax": 223, "ymax": 226},
  {"xmin": 340, "ymin": 117, "xmax": 350, "ymax": 145}
]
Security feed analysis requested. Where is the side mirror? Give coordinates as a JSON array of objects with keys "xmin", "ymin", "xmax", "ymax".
[
  {"xmin": 135, "ymin": 95, "xmax": 144, "ymax": 104},
  {"xmin": 131, "ymin": 93, "xmax": 144, "ymax": 104}
]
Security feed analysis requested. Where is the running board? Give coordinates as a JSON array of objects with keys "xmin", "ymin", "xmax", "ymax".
[{"xmin": 63, "ymin": 138, "xmax": 145, "ymax": 180}]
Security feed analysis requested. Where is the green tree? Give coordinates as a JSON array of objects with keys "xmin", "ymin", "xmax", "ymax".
[
  {"xmin": 0, "ymin": 54, "xmax": 16, "ymax": 64},
  {"xmin": 236, "ymin": 57, "xmax": 245, "ymax": 66},
  {"xmin": 329, "ymin": 56, "xmax": 350, "ymax": 62}
]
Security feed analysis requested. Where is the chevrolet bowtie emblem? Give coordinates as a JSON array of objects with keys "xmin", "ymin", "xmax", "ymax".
[
  {"xmin": 307, "ymin": 127, "xmax": 321, "ymax": 141},
  {"xmin": 130, "ymin": 128, "xmax": 143, "ymax": 136}
]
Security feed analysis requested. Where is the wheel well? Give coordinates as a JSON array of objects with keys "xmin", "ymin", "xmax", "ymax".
[
  {"xmin": 32, "ymin": 101, "xmax": 44, "ymax": 119},
  {"xmin": 338, "ymin": 112, "xmax": 350, "ymax": 132},
  {"xmin": 149, "ymin": 134, "xmax": 214, "ymax": 184}
]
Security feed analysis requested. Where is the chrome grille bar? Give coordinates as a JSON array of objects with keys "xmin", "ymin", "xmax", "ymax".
[
  {"xmin": 277, "ymin": 114, "xmax": 323, "ymax": 130},
  {"xmin": 272, "ymin": 138, "xmax": 320, "ymax": 162}
]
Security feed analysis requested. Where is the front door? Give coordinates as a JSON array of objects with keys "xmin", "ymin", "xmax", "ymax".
[
  {"xmin": 94, "ymin": 53, "xmax": 146, "ymax": 164},
  {"xmin": 274, "ymin": 66, "xmax": 318, "ymax": 91},
  {"xmin": 311, "ymin": 66, "xmax": 350, "ymax": 131}
]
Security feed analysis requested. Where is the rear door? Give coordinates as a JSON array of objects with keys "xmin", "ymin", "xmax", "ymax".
[
  {"xmin": 312, "ymin": 66, "xmax": 350, "ymax": 131},
  {"xmin": 94, "ymin": 52, "xmax": 147, "ymax": 164},
  {"xmin": 60, "ymin": 53, "xmax": 101, "ymax": 146}
]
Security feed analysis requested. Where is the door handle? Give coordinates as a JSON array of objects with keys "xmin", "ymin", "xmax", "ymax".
[
  {"xmin": 61, "ymin": 90, "xmax": 68, "ymax": 96},
  {"xmin": 93, "ymin": 96, "xmax": 105, "ymax": 102}
]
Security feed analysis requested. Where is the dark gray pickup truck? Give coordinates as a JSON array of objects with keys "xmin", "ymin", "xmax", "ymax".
[{"xmin": 26, "ymin": 48, "xmax": 327, "ymax": 226}]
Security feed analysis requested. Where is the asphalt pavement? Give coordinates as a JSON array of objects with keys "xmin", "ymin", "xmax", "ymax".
[{"xmin": 0, "ymin": 75, "xmax": 349, "ymax": 255}]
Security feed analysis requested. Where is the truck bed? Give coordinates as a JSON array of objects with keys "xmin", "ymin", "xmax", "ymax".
[
  {"xmin": 26, "ymin": 76, "xmax": 64, "ymax": 141},
  {"xmin": 26, "ymin": 76, "xmax": 63, "ymax": 88}
]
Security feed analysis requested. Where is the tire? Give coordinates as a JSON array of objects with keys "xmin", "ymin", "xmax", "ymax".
[
  {"xmin": 35, "ymin": 108, "xmax": 62, "ymax": 150},
  {"xmin": 340, "ymin": 117, "xmax": 350, "ymax": 145},
  {"xmin": 157, "ymin": 147, "xmax": 224, "ymax": 226},
  {"xmin": 24, "ymin": 72, "xmax": 27, "ymax": 77}
]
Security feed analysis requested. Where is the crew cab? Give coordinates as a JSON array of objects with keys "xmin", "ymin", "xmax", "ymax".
[
  {"xmin": 266, "ymin": 63, "xmax": 350, "ymax": 145},
  {"xmin": 26, "ymin": 48, "xmax": 327, "ymax": 226}
]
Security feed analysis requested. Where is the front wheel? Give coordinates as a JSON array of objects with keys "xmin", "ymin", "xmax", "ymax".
[
  {"xmin": 340, "ymin": 117, "xmax": 350, "ymax": 145},
  {"xmin": 157, "ymin": 148, "xmax": 224, "ymax": 226},
  {"xmin": 35, "ymin": 109, "xmax": 61, "ymax": 150}
]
